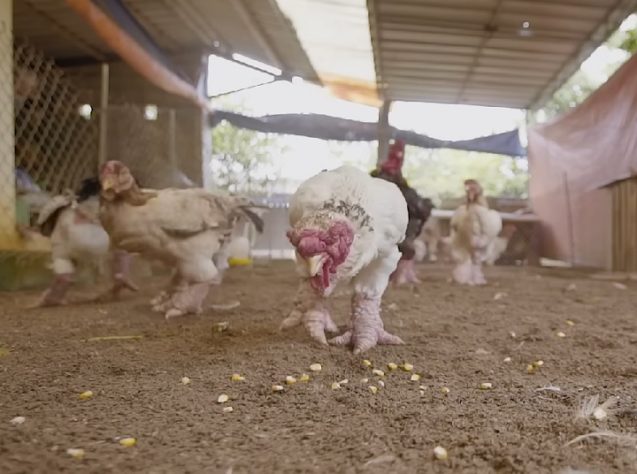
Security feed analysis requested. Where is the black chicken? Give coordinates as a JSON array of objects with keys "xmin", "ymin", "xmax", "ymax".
[{"xmin": 371, "ymin": 139, "xmax": 434, "ymax": 284}]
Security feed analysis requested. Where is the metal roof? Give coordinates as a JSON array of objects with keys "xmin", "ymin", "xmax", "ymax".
[
  {"xmin": 14, "ymin": 0, "xmax": 318, "ymax": 81},
  {"xmin": 368, "ymin": 0, "xmax": 637, "ymax": 109}
]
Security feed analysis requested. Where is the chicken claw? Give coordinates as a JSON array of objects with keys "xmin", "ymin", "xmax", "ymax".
[
  {"xmin": 162, "ymin": 282, "xmax": 210, "ymax": 320},
  {"xmin": 280, "ymin": 308, "xmax": 338, "ymax": 345},
  {"xmin": 329, "ymin": 294, "xmax": 404, "ymax": 353}
]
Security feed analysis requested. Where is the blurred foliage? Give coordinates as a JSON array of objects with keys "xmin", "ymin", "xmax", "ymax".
[
  {"xmin": 533, "ymin": 18, "xmax": 637, "ymax": 122},
  {"xmin": 209, "ymin": 98, "xmax": 286, "ymax": 193},
  {"xmin": 402, "ymin": 147, "xmax": 528, "ymax": 202}
]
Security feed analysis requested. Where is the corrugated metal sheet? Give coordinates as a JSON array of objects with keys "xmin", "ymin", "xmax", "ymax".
[
  {"xmin": 14, "ymin": 0, "xmax": 319, "ymax": 82},
  {"xmin": 368, "ymin": 0, "xmax": 637, "ymax": 108}
]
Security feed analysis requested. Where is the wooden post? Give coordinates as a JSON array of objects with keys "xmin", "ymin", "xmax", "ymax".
[
  {"xmin": 377, "ymin": 100, "xmax": 392, "ymax": 167},
  {"xmin": 98, "ymin": 62, "xmax": 109, "ymax": 167},
  {"xmin": 562, "ymin": 172, "xmax": 575, "ymax": 265}
]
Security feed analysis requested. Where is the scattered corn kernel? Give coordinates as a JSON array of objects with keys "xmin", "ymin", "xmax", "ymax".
[
  {"xmin": 339, "ymin": 379, "xmax": 349, "ymax": 385},
  {"xmin": 378, "ymin": 380, "xmax": 385, "ymax": 388},
  {"xmin": 362, "ymin": 359, "xmax": 372, "ymax": 367},
  {"xmin": 441, "ymin": 386, "xmax": 450, "ymax": 395},
  {"xmin": 566, "ymin": 319, "xmax": 575, "ymax": 326},
  {"xmin": 419, "ymin": 390, "xmax": 426, "ymax": 396},
  {"xmin": 534, "ymin": 360, "xmax": 544, "ymax": 367},
  {"xmin": 66, "ymin": 448, "xmax": 85, "ymax": 459},
  {"xmin": 119, "ymin": 437, "xmax": 136, "ymax": 448},
  {"xmin": 368, "ymin": 385, "xmax": 378, "ymax": 394},
  {"xmin": 400, "ymin": 363, "xmax": 414, "ymax": 372},
  {"xmin": 387, "ymin": 362, "xmax": 398, "ymax": 371},
  {"xmin": 410, "ymin": 374, "xmax": 421, "ymax": 382},
  {"xmin": 299, "ymin": 373, "xmax": 310, "ymax": 382},
  {"xmin": 231, "ymin": 374, "xmax": 245, "ymax": 382},
  {"xmin": 309, "ymin": 363, "xmax": 322, "ymax": 372},
  {"xmin": 181, "ymin": 377, "xmax": 191, "ymax": 385},
  {"xmin": 222, "ymin": 406, "xmax": 234, "ymax": 413},
  {"xmin": 331, "ymin": 382, "xmax": 341, "ymax": 390},
  {"xmin": 419, "ymin": 385, "xmax": 427, "ymax": 391},
  {"xmin": 556, "ymin": 331, "xmax": 566, "ymax": 338},
  {"xmin": 479, "ymin": 382, "xmax": 493, "ymax": 390},
  {"xmin": 10, "ymin": 416, "xmax": 25, "ymax": 425},
  {"xmin": 503, "ymin": 357, "xmax": 512, "ymax": 363},
  {"xmin": 285, "ymin": 376, "xmax": 297, "ymax": 385},
  {"xmin": 272, "ymin": 385, "xmax": 284, "ymax": 392},
  {"xmin": 509, "ymin": 331, "xmax": 517, "ymax": 338},
  {"xmin": 217, "ymin": 394, "xmax": 229, "ymax": 403},
  {"xmin": 79, "ymin": 390, "xmax": 94, "ymax": 400},
  {"xmin": 372, "ymin": 369, "xmax": 385, "ymax": 377},
  {"xmin": 593, "ymin": 407, "xmax": 607, "ymax": 421},
  {"xmin": 526, "ymin": 364, "xmax": 537, "ymax": 374},
  {"xmin": 360, "ymin": 378, "xmax": 369, "ymax": 384},
  {"xmin": 433, "ymin": 446, "xmax": 448, "ymax": 461}
]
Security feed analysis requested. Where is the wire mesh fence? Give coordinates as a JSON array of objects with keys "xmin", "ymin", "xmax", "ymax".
[{"xmin": 104, "ymin": 104, "xmax": 195, "ymax": 189}]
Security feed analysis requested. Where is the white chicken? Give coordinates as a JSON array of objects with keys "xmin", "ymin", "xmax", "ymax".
[
  {"xmin": 450, "ymin": 179, "xmax": 502, "ymax": 285},
  {"xmin": 98, "ymin": 160, "xmax": 263, "ymax": 319},
  {"xmin": 35, "ymin": 177, "xmax": 138, "ymax": 306},
  {"xmin": 281, "ymin": 165, "xmax": 408, "ymax": 353},
  {"xmin": 484, "ymin": 223, "xmax": 517, "ymax": 266}
]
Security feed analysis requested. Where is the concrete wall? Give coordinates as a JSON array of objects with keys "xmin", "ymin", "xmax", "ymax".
[{"xmin": 0, "ymin": 0, "xmax": 16, "ymax": 248}]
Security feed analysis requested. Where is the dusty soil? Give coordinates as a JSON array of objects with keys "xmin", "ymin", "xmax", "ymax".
[{"xmin": 1, "ymin": 261, "xmax": 637, "ymax": 474}]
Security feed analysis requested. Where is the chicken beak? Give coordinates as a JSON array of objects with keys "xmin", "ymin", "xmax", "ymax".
[
  {"xmin": 306, "ymin": 255, "xmax": 324, "ymax": 277},
  {"xmin": 101, "ymin": 176, "xmax": 116, "ymax": 191}
]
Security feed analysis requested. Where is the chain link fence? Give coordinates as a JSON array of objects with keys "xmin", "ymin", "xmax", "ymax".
[{"xmin": 104, "ymin": 104, "xmax": 195, "ymax": 189}]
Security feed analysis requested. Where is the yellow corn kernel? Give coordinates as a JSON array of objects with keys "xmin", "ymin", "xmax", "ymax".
[
  {"xmin": 362, "ymin": 360, "xmax": 372, "ymax": 367},
  {"xmin": 387, "ymin": 362, "xmax": 398, "ymax": 371},
  {"xmin": 400, "ymin": 363, "xmax": 414, "ymax": 372},
  {"xmin": 217, "ymin": 394, "xmax": 229, "ymax": 403},
  {"xmin": 66, "ymin": 448, "xmax": 85, "ymax": 459},
  {"xmin": 222, "ymin": 406, "xmax": 234, "ymax": 413},
  {"xmin": 309, "ymin": 363, "xmax": 322, "ymax": 372},
  {"xmin": 299, "ymin": 373, "xmax": 310, "ymax": 382},
  {"xmin": 410, "ymin": 374, "xmax": 421, "ymax": 382},
  {"xmin": 479, "ymin": 382, "xmax": 493, "ymax": 390},
  {"xmin": 372, "ymin": 369, "xmax": 385, "ymax": 377},
  {"xmin": 368, "ymin": 385, "xmax": 378, "ymax": 394},
  {"xmin": 231, "ymin": 374, "xmax": 245, "ymax": 382},
  {"xmin": 119, "ymin": 437, "xmax": 136, "ymax": 448},
  {"xmin": 79, "ymin": 391, "xmax": 94, "ymax": 400},
  {"xmin": 285, "ymin": 376, "xmax": 297, "ymax": 385},
  {"xmin": 272, "ymin": 385, "xmax": 284, "ymax": 392},
  {"xmin": 433, "ymin": 446, "xmax": 448, "ymax": 461}
]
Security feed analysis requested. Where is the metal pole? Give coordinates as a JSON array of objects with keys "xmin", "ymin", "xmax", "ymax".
[
  {"xmin": 562, "ymin": 172, "xmax": 575, "ymax": 265},
  {"xmin": 377, "ymin": 100, "xmax": 392, "ymax": 166},
  {"xmin": 98, "ymin": 63, "xmax": 109, "ymax": 167}
]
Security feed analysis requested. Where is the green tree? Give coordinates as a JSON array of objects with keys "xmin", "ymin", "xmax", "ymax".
[
  {"xmin": 402, "ymin": 147, "xmax": 528, "ymax": 202},
  {"xmin": 209, "ymin": 97, "xmax": 287, "ymax": 193}
]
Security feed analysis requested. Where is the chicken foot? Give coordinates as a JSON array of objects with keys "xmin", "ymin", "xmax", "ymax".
[
  {"xmin": 33, "ymin": 273, "xmax": 73, "ymax": 307},
  {"xmin": 158, "ymin": 281, "xmax": 211, "ymax": 320},
  {"xmin": 329, "ymin": 293, "xmax": 404, "ymax": 353},
  {"xmin": 92, "ymin": 249, "xmax": 139, "ymax": 301},
  {"xmin": 391, "ymin": 258, "xmax": 421, "ymax": 285},
  {"xmin": 280, "ymin": 281, "xmax": 338, "ymax": 345}
]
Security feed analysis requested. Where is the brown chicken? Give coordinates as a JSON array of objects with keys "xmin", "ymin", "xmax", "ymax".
[{"xmin": 98, "ymin": 161, "xmax": 263, "ymax": 319}]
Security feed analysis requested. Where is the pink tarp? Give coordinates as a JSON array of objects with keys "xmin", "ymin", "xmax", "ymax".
[{"xmin": 528, "ymin": 52, "xmax": 637, "ymax": 268}]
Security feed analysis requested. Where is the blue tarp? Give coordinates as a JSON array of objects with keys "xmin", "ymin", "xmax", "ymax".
[{"xmin": 209, "ymin": 110, "xmax": 526, "ymax": 157}]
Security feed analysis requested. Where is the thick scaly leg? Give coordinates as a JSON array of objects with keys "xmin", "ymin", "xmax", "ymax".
[
  {"xmin": 151, "ymin": 271, "xmax": 181, "ymax": 308},
  {"xmin": 471, "ymin": 256, "xmax": 487, "ymax": 286},
  {"xmin": 280, "ymin": 281, "xmax": 338, "ymax": 345},
  {"xmin": 330, "ymin": 249, "xmax": 404, "ymax": 353},
  {"xmin": 391, "ymin": 258, "xmax": 420, "ymax": 285},
  {"xmin": 110, "ymin": 249, "xmax": 139, "ymax": 296},
  {"xmin": 164, "ymin": 281, "xmax": 211, "ymax": 320},
  {"xmin": 330, "ymin": 293, "xmax": 404, "ymax": 354},
  {"xmin": 34, "ymin": 273, "xmax": 73, "ymax": 307},
  {"xmin": 93, "ymin": 249, "xmax": 138, "ymax": 301},
  {"xmin": 33, "ymin": 256, "xmax": 75, "ymax": 307}
]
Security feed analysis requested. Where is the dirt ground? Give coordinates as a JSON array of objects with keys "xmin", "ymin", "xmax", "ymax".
[{"xmin": 1, "ymin": 261, "xmax": 637, "ymax": 474}]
